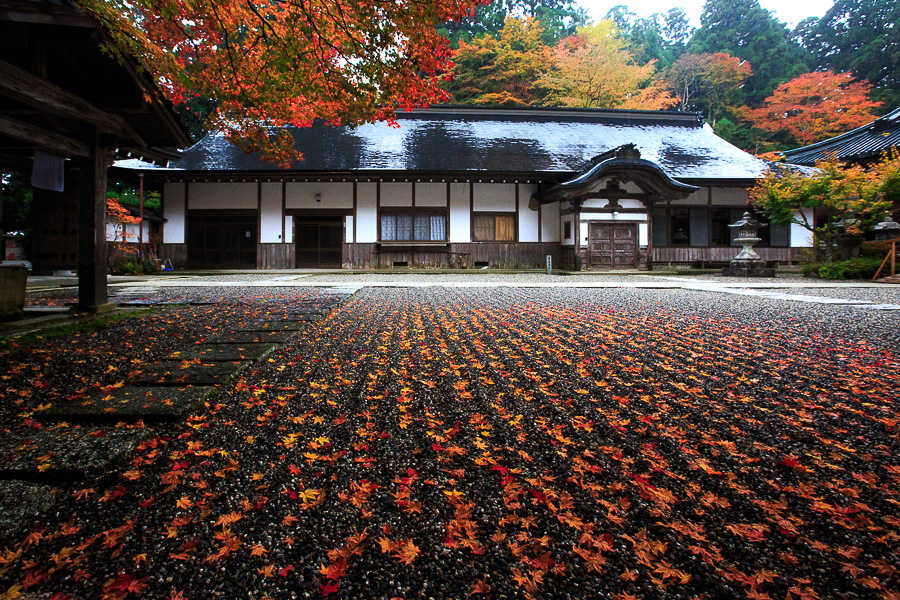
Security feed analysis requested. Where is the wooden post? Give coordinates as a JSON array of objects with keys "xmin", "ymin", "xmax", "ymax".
[
  {"xmin": 138, "ymin": 172, "xmax": 144, "ymax": 263},
  {"xmin": 77, "ymin": 128, "xmax": 111, "ymax": 311},
  {"xmin": 646, "ymin": 205, "xmax": 654, "ymax": 272},
  {"xmin": 573, "ymin": 200, "xmax": 582, "ymax": 272}
]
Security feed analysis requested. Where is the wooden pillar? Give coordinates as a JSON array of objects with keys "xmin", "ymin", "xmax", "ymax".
[
  {"xmin": 573, "ymin": 200, "xmax": 582, "ymax": 272},
  {"xmin": 77, "ymin": 128, "xmax": 111, "ymax": 310},
  {"xmin": 646, "ymin": 203, "xmax": 654, "ymax": 272}
]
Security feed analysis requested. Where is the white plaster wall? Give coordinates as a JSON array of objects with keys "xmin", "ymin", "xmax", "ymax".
[
  {"xmin": 345, "ymin": 216, "xmax": 353, "ymax": 243},
  {"xmin": 106, "ymin": 222, "xmax": 148, "ymax": 243},
  {"xmin": 163, "ymin": 182, "xmax": 185, "ymax": 244},
  {"xmin": 284, "ymin": 216, "xmax": 293, "ymax": 243},
  {"xmin": 542, "ymin": 201, "xmax": 560, "ymax": 243},
  {"xmin": 670, "ymin": 187, "xmax": 708, "ymax": 206},
  {"xmin": 519, "ymin": 184, "xmax": 539, "ymax": 242},
  {"xmin": 380, "ymin": 182, "xmax": 412, "ymax": 207},
  {"xmin": 416, "ymin": 183, "xmax": 447, "ymax": 207},
  {"xmin": 449, "ymin": 183, "xmax": 470, "ymax": 243},
  {"xmin": 580, "ymin": 221, "xmax": 589, "ymax": 247},
  {"xmin": 791, "ymin": 209, "xmax": 815, "ymax": 247},
  {"xmin": 260, "ymin": 182, "xmax": 282, "ymax": 243},
  {"xmin": 189, "ymin": 182, "xmax": 257, "ymax": 209},
  {"xmin": 710, "ymin": 187, "xmax": 748, "ymax": 206},
  {"xmin": 285, "ymin": 182, "xmax": 353, "ymax": 209},
  {"xmin": 473, "ymin": 183, "xmax": 515, "ymax": 211},
  {"xmin": 356, "ymin": 183, "xmax": 377, "ymax": 243}
]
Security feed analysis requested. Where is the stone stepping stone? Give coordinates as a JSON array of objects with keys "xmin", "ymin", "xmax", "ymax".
[
  {"xmin": 128, "ymin": 361, "xmax": 248, "ymax": 385},
  {"xmin": 236, "ymin": 321, "xmax": 307, "ymax": 332},
  {"xmin": 281, "ymin": 313, "xmax": 322, "ymax": 322},
  {"xmin": 37, "ymin": 386, "xmax": 214, "ymax": 423},
  {"xmin": 172, "ymin": 343, "xmax": 276, "ymax": 361},
  {"xmin": 204, "ymin": 331, "xmax": 294, "ymax": 343},
  {"xmin": 0, "ymin": 480, "xmax": 57, "ymax": 535},
  {"xmin": 0, "ymin": 427, "xmax": 148, "ymax": 482}
]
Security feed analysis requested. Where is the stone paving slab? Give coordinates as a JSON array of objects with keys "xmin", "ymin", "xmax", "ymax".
[
  {"xmin": 235, "ymin": 321, "xmax": 308, "ymax": 332},
  {"xmin": 279, "ymin": 314, "xmax": 322, "ymax": 322},
  {"xmin": 38, "ymin": 386, "xmax": 214, "ymax": 423},
  {"xmin": 0, "ymin": 427, "xmax": 148, "ymax": 481},
  {"xmin": 128, "ymin": 361, "xmax": 249, "ymax": 385},
  {"xmin": 172, "ymin": 343, "xmax": 277, "ymax": 361},
  {"xmin": 204, "ymin": 330, "xmax": 295, "ymax": 343},
  {"xmin": 0, "ymin": 480, "xmax": 57, "ymax": 534}
]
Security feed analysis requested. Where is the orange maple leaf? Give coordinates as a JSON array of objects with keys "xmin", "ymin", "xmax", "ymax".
[{"xmin": 394, "ymin": 539, "xmax": 420, "ymax": 565}]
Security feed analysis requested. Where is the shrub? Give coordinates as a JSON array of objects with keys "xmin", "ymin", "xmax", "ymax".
[
  {"xmin": 123, "ymin": 261, "xmax": 145, "ymax": 275},
  {"xmin": 815, "ymin": 257, "xmax": 883, "ymax": 280}
]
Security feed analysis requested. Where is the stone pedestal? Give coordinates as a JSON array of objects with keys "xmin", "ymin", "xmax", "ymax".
[
  {"xmin": 0, "ymin": 264, "xmax": 28, "ymax": 318},
  {"xmin": 722, "ymin": 261, "xmax": 776, "ymax": 277}
]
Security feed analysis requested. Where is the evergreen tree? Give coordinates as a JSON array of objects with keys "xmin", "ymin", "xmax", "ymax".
[
  {"xmin": 798, "ymin": 0, "xmax": 900, "ymax": 106},
  {"xmin": 689, "ymin": 0, "xmax": 810, "ymax": 104}
]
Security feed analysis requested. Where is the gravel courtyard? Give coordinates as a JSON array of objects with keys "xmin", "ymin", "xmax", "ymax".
[{"xmin": 1, "ymin": 278, "xmax": 899, "ymax": 600}]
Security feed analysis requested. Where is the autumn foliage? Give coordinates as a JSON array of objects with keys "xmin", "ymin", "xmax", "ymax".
[
  {"xmin": 2, "ymin": 286, "xmax": 900, "ymax": 599},
  {"xmin": 76, "ymin": 0, "xmax": 487, "ymax": 164},
  {"xmin": 751, "ymin": 152, "xmax": 897, "ymax": 260},
  {"xmin": 743, "ymin": 71, "xmax": 883, "ymax": 144}
]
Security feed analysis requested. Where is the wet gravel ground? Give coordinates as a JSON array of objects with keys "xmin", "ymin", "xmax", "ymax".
[{"xmin": 2, "ymin": 282, "xmax": 899, "ymax": 600}]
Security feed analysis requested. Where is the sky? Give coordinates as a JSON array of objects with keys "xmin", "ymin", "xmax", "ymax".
[{"xmin": 578, "ymin": 0, "xmax": 835, "ymax": 29}]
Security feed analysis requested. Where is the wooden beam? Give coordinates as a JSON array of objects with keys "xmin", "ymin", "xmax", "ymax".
[
  {"xmin": 0, "ymin": 59, "xmax": 145, "ymax": 146},
  {"xmin": 0, "ymin": 113, "xmax": 89, "ymax": 158},
  {"xmin": 0, "ymin": 0, "xmax": 96, "ymax": 28}
]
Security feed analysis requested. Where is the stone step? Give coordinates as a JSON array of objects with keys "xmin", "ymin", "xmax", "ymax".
[
  {"xmin": 171, "ymin": 343, "xmax": 276, "ymax": 361},
  {"xmin": 37, "ymin": 386, "xmax": 215, "ymax": 424},
  {"xmin": 236, "ymin": 321, "xmax": 307, "ymax": 332},
  {"xmin": 203, "ymin": 330, "xmax": 294, "ymax": 343},
  {"xmin": 128, "ymin": 361, "xmax": 249, "ymax": 386},
  {"xmin": 0, "ymin": 426, "xmax": 149, "ymax": 482}
]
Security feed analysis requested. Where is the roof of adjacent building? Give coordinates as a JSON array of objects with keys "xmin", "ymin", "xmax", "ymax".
[
  {"xmin": 122, "ymin": 106, "xmax": 771, "ymax": 181},
  {"xmin": 781, "ymin": 106, "xmax": 900, "ymax": 165}
]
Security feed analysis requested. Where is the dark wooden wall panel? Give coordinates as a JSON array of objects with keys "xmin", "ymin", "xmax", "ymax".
[
  {"xmin": 341, "ymin": 243, "xmax": 559, "ymax": 269},
  {"xmin": 159, "ymin": 243, "xmax": 188, "ymax": 269},
  {"xmin": 652, "ymin": 247, "xmax": 800, "ymax": 264},
  {"xmin": 257, "ymin": 243, "xmax": 295, "ymax": 269}
]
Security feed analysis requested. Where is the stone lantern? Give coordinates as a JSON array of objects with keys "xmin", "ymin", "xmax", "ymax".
[
  {"xmin": 873, "ymin": 216, "xmax": 900, "ymax": 241},
  {"xmin": 722, "ymin": 211, "xmax": 775, "ymax": 277}
]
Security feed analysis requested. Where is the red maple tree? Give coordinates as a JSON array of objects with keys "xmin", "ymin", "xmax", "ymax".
[
  {"xmin": 76, "ymin": 0, "xmax": 487, "ymax": 165},
  {"xmin": 743, "ymin": 71, "xmax": 882, "ymax": 144}
]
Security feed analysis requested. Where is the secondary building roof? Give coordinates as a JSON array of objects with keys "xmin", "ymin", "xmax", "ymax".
[
  {"xmin": 781, "ymin": 106, "xmax": 900, "ymax": 166},
  {"xmin": 148, "ymin": 106, "xmax": 769, "ymax": 182}
]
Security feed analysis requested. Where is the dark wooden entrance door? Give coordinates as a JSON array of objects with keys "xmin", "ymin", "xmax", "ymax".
[
  {"xmin": 295, "ymin": 218, "xmax": 343, "ymax": 267},
  {"xmin": 187, "ymin": 214, "xmax": 257, "ymax": 268},
  {"xmin": 588, "ymin": 223, "xmax": 638, "ymax": 269}
]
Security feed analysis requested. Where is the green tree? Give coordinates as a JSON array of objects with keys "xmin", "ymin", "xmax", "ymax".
[
  {"xmin": 506, "ymin": 0, "xmax": 585, "ymax": 45},
  {"xmin": 661, "ymin": 8, "xmax": 693, "ymax": 54},
  {"xmin": 439, "ymin": 4, "xmax": 510, "ymax": 47},
  {"xmin": 689, "ymin": 0, "xmax": 810, "ymax": 104},
  {"xmin": 798, "ymin": 0, "xmax": 900, "ymax": 106}
]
